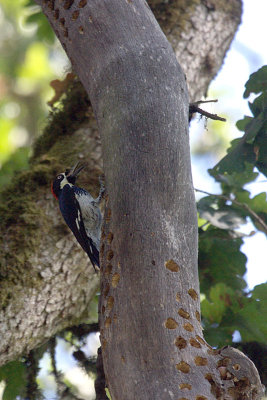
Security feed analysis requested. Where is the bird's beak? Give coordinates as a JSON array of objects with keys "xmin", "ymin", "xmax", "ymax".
[{"xmin": 66, "ymin": 162, "xmax": 87, "ymax": 178}]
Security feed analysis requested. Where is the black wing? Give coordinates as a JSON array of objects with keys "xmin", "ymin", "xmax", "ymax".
[{"xmin": 59, "ymin": 184, "xmax": 99, "ymax": 269}]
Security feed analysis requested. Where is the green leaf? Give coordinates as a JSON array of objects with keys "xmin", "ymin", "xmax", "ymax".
[
  {"xmin": 209, "ymin": 165, "xmax": 258, "ymax": 190},
  {"xmin": 244, "ymin": 65, "xmax": 267, "ymax": 98},
  {"xmin": 0, "ymin": 361, "xmax": 26, "ymax": 400},
  {"xmin": 203, "ymin": 325, "xmax": 233, "ymax": 347},
  {"xmin": 244, "ymin": 113, "xmax": 265, "ymax": 144},
  {"xmin": 248, "ymin": 92, "xmax": 267, "ymax": 117},
  {"xmin": 237, "ymin": 302, "xmax": 267, "ymax": 343},
  {"xmin": 255, "ymin": 133, "xmax": 267, "ymax": 177},
  {"xmin": 236, "ymin": 116, "xmax": 252, "ymax": 132},
  {"xmin": 199, "ymin": 228, "xmax": 247, "ymax": 293},
  {"xmin": 211, "ymin": 139, "xmax": 255, "ymax": 175},
  {"xmin": 252, "ymin": 283, "xmax": 267, "ymax": 302},
  {"xmin": 198, "ymin": 197, "xmax": 246, "ymax": 230},
  {"xmin": 25, "ymin": 10, "xmax": 55, "ymax": 43},
  {"xmin": 202, "ymin": 283, "xmax": 231, "ymax": 323},
  {"xmin": 235, "ymin": 191, "xmax": 267, "ymax": 213}
]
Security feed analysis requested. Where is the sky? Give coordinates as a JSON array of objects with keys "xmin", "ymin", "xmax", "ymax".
[{"xmin": 190, "ymin": 0, "xmax": 267, "ymax": 290}]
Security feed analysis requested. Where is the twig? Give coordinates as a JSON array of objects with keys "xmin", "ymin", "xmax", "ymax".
[
  {"xmin": 25, "ymin": 350, "xmax": 41, "ymax": 400},
  {"xmin": 67, "ymin": 322, "xmax": 99, "ymax": 340},
  {"xmin": 95, "ymin": 347, "xmax": 109, "ymax": 400},
  {"xmin": 189, "ymin": 99, "xmax": 226, "ymax": 122},
  {"xmin": 195, "ymin": 188, "xmax": 267, "ymax": 234},
  {"xmin": 49, "ymin": 338, "xmax": 83, "ymax": 400}
]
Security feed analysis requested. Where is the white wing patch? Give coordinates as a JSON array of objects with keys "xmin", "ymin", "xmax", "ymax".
[{"xmin": 75, "ymin": 209, "xmax": 82, "ymax": 230}]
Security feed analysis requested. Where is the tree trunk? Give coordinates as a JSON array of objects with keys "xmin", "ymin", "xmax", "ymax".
[
  {"xmin": 27, "ymin": 1, "xmax": 262, "ymax": 399},
  {"xmin": 0, "ymin": 0, "xmax": 242, "ymax": 368}
]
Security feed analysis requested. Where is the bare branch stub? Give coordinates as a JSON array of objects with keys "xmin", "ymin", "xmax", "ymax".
[{"xmin": 189, "ymin": 99, "xmax": 226, "ymax": 122}]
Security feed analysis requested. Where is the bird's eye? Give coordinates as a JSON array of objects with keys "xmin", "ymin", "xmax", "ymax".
[{"xmin": 57, "ymin": 175, "xmax": 62, "ymax": 179}]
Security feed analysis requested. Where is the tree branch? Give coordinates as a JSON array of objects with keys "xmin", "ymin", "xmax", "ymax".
[
  {"xmin": 189, "ymin": 100, "xmax": 226, "ymax": 122},
  {"xmin": 195, "ymin": 188, "xmax": 267, "ymax": 234}
]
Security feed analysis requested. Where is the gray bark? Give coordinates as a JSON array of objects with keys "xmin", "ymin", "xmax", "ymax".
[{"xmin": 0, "ymin": 0, "xmax": 242, "ymax": 370}]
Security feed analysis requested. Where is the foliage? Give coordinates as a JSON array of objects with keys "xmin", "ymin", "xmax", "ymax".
[
  {"xmin": 0, "ymin": 361, "xmax": 26, "ymax": 400},
  {"xmin": 0, "ymin": 0, "xmax": 67, "ymax": 185},
  {"xmin": 197, "ymin": 67, "xmax": 267, "ymax": 369}
]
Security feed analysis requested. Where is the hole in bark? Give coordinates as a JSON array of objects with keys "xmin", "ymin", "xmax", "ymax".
[
  {"xmin": 183, "ymin": 323, "xmax": 194, "ymax": 332},
  {"xmin": 175, "ymin": 336, "xmax": 187, "ymax": 350},
  {"xmin": 54, "ymin": 9, "xmax": 59, "ymax": 19},
  {"xmin": 105, "ymin": 208, "xmax": 111, "ymax": 223},
  {"xmin": 102, "ymin": 338, "xmax": 107, "ymax": 350},
  {"xmin": 78, "ymin": 0, "xmax": 87, "ymax": 7},
  {"xmin": 107, "ymin": 296, "xmax": 114, "ymax": 311},
  {"xmin": 233, "ymin": 363, "xmax": 241, "ymax": 371},
  {"xmin": 48, "ymin": 0, "xmax": 55, "ymax": 10},
  {"xmin": 107, "ymin": 232, "xmax": 114, "ymax": 244},
  {"xmin": 176, "ymin": 361, "xmax": 190, "ymax": 373},
  {"xmin": 189, "ymin": 338, "xmax": 201, "ymax": 348},
  {"xmin": 195, "ymin": 356, "xmax": 208, "ymax": 366},
  {"xmin": 176, "ymin": 293, "xmax": 181, "ymax": 302},
  {"xmin": 165, "ymin": 318, "xmax": 178, "ymax": 329},
  {"xmin": 59, "ymin": 17, "xmax": 65, "ymax": 25},
  {"xmin": 205, "ymin": 373, "xmax": 213, "ymax": 382},
  {"xmin": 195, "ymin": 335, "xmax": 206, "ymax": 345},
  {"xmin": 103, "ymin": 284, "xmax": 110, "ymax": 297},
  {"xmin": 165, "ymin": 259, "xmax": 180, "ymax": 272},
  {"xmin": 205, "ymin": 373, "xmax": 224, "ymax": 398},
  {"xmin": 104, "ymin": 264, "xmax": 113, "ymax": 275},
  {"xmin": 104, "ymin": 317, "xmax": 112, "ymax": 328},
  {"xmin": 179, "ymin": 383, "xmax": 192, "ymax": 390},
  {"xmin": 227, "ymin": 377, "xmax": 250, "ymax": 396},
  {"xmin": 217, "ymin": 357, "xmax": 231, "ymax": 367},
  {"xmin": 72, "ymin": 10, "xmax": 80, "ymax": 20},
  {"xmin": 79, "ymin": 25, "xmax": 84, "ymax": 34},
  {"xmin": 218, "ymin": 366, "xmax": 227, "ymax": 379},
  {"xmin": 63, "ymin": 0, "xmax": 74, "ymax": 9},
  {"xmin": 195, "ymin": 310, "xmax": 201, "ymax": 321},
  {"xmin": 101, "ymin": 305, "xmax": 105, "ymax": 314},
  {"xmin": 151, "ymin": 260, "xmax": 156, "ymax": 265},
  {"xmin": 188, "ymin": 288, "xmax": 198, "ymax": 300},
  {"xmin": 106, "ymin": 250, "xmax": 114, "ymax": 261},
  {"xmin": 111, "ymin": 273, "xmax": 120, "ymax": 288},
  {"xmin": 196, "ymin": 396, "xmax": 208, "ymax": 400},
  {"xmin": 178, "ymin": 308, "xmax": 190, "ymax": 319}
]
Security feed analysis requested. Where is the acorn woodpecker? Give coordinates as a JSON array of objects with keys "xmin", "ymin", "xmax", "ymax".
[{"xmin": 51, "ymin": 163, "xmax": 104, "ymax": 270}]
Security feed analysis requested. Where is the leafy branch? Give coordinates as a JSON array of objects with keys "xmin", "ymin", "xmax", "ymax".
[{"xmin": 195, "ymin": 188, "xmax": 267, "ymax": 234}]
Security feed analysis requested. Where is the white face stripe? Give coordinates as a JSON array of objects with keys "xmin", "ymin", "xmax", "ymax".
[{"xmin": 60, "ymin": 174, "xmax": 73, "ymax": 190}]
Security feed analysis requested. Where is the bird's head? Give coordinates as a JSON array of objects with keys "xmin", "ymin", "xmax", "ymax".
[{"xmin": 51, "ymin": 162, "xmax": 86, "ymax": 199}]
